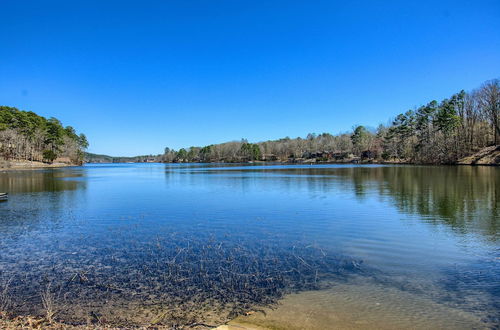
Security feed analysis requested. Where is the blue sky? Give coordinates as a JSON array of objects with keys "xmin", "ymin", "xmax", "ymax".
[{"xmin": 1, "ymin": 1, "xmax": 499, "ymax": 156}]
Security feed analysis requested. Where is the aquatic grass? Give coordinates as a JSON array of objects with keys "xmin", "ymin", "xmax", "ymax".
[
  {"xmin": 40, "ymin": 282, "xmax": 60, "ymax": 324},
  {"xmin": 0, "ymin": 277, "xmax": 12, "ymax": 312},
  {"xmin": 0, "ymin": 230, "xmax": 363, "ymax": 327}
]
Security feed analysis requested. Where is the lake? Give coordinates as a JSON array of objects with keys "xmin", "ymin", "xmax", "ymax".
[{"xmin": 0, "ymin": 163, "xmax": 498, "ymax": 329}]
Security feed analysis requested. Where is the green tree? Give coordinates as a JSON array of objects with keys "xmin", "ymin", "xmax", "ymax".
[
  {"xmin": 1, "ymin": 106, "xmax": 87, "ymax": 163},
  {"xmin": 176, "ymin": 148, "xmax": 187, "ymax": 162},
  {"xmin": 43, "ymin": 149, "xmax": 58, "ymax": 163},
  {"xmin": 435, "ymin": 99, "xmax": 460, "ymax": 135},
  {"xmin": 78, "ymin": 134, "xmax": 89, "ymax": 149},
  {"xmin": 200, "ymin": 145, "xmax": 213, "ymax": 162},
  {"xmin": 351, "ymin": 125, "xmax": 369, "ymax": 155},
  {"xmin": 240, "ymin": 143, "xmax": 261, "ymax": 161}
]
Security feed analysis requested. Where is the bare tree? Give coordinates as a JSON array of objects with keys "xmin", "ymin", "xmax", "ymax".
[{"xmin": 478, "ymin": 79, "xmax": 500, "ymax": 144}]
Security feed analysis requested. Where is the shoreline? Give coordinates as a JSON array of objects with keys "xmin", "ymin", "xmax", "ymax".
[
  {"xmin": 1, "ymin": 160, "xmax": 498, "ymax": 171},
  {"xmin": 0, "ymin": 160, "xmax": 78, "ymax": 172},
  {"xmin": 1, "ymin": 279, "xmax": 488, "ymax": 330},
  {"xmin": 87, "ymin": 160, "xmax": 499, "ymax": 166}
]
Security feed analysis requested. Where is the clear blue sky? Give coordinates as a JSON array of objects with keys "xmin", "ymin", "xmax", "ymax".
[{"xmin": 1, "ymin": 1, "xmax": 499, "ymax": 156}]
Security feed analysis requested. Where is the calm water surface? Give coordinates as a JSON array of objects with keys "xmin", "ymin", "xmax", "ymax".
[{"xmin": 0, "ymin": 164, "xmax": 498, "ymax": 328}]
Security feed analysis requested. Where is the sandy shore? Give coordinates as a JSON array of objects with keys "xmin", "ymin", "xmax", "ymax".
[
  {"xmin": 0, "ymin": 281, "xmax": 489, "ymax": 330},
  {"xmin": 2, "ymin": 277, "xmax": 487, "ymax": 330},
  {"xmin": 0, "ymin": 160, "xmax": 76, "ymax": 171},
  {"xmin": 217, "ymin": 279, "xmax": 487, "ymax": 330}
]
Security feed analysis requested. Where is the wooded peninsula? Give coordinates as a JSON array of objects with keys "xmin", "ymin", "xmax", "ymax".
[
  {"xmin": 0, "ymin": 106, "xmax": 88, "ymax": 167},
  {"xmin": 3, "ymin": 78, "xmax": 500, "ymax": 167}
]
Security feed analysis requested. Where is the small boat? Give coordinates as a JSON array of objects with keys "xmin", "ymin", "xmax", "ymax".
[{"xmin": 0, "ymin": 193, "xmax": 8, "ymax": 200}]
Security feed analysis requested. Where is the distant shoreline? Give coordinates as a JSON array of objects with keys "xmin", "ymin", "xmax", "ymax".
[
  {"xmin": 85, "ymin": 145, "xmax": 500, "ymax": 167},
  {"xmin": 4, "ymin": 145, "xmax": 498, "ymax": 171},
  {"xmin": 84, "ymin": 160, "xmax": 498, "ymax": 167},
  {"xmin": 2, "ymin": 161, "xmax": 497, "ymax": 171}
]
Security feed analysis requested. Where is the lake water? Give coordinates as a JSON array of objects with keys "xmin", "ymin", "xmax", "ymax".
[{"xmin": 0, "ymin": 163, "xmax": 498, "ymax": 329}]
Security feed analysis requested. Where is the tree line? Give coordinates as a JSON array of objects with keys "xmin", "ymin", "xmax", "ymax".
[
  {"xmin": 0, "ymin": 106, "xmax": 88, "ymax": 164},
  {"xmin": 84, "ymin": 152, "xmax": 159, "ymax": 163},
  {"xmin": 162, "ymin": 79, "xmax": 499, "ymax": 164}
]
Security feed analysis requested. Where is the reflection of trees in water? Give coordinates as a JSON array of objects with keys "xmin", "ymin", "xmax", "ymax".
[
  {"xmin": 344, "ymin": 166, "xmax": 499, "ymax": 240},
  {"xmin": 169, "ymin": 166, "xmax": 363, "ymax": 195},
  {"xmin": 0, "ymin": 169, "xmax": 85, "ymax": 193},
  {"xmin": 0, "ymin": 169, "xmax": 87, "ymax": 235},
  {"xmin": 174, "ymin": 165, "xmax": 499, "ymax": 240}
]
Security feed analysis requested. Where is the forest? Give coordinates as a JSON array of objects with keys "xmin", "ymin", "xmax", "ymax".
[
  {"xmin": 0, "ymin": 106, "xmax": 88, "ymax": 165},
  {"xmin": 162, "ymin": 79, "xmax": 500, "ymax": 164},
  {"xmin": 84, "ymin": 152, "xmax": 159, "ymax": 163},
  {"xmin": 2, "ymin": 78, "xmax": 498, "ymax": 166}
]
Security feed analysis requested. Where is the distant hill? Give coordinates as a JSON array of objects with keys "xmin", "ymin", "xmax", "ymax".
[
  {"xmin": 84, "ymin": 152, "xmax": 114, "ymax": 163},
  {"xmin": 84, "ymin": 152, "xmax": 161, "ymax": 163}
]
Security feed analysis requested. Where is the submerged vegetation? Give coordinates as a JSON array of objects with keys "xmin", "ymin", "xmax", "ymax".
[
  {"xmin": 0, "ymin": 230, "xmax": 360, "ymax": 328},
  {"xmin": 0, "ymin": 106, "xmax": 88, "ymax": 165},
  {"xmin": 162, "ymin": 79, "xmax": 499, "ymax": 165}
]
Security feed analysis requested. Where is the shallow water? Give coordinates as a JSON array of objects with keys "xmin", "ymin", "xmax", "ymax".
[{"xmin": 0, "ymin": 163, "xmax": 498, "ymax": 328}]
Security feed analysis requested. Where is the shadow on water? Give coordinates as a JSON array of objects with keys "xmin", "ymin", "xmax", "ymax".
[
  {"xmin": 437, "ymin": 255, "xmax": 500, "ymax": 326},
  {"xmin": 356, "ymin": 253, "xmax": 500, "ymax": 327}
]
